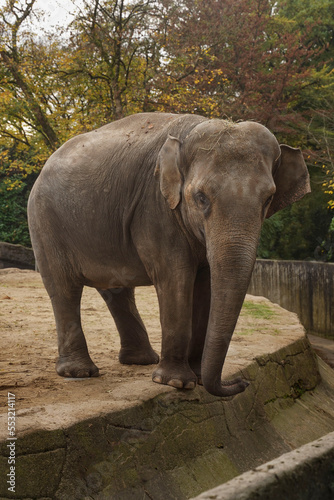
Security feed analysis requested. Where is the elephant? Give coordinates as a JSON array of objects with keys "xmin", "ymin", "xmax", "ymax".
[{"xmin": 27, "ymin": 112, "xmax": 310, "ymax": 397}]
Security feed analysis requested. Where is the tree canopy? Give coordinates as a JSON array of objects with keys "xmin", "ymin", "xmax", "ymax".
[{"xmin": 1, "ymin": 0, "xmax": 333, "ymax": 260}]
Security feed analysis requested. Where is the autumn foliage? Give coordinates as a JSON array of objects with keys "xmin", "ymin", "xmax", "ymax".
[{"xmin": 1, "ymin": 0, "xmax": 334, "ymax": 257}]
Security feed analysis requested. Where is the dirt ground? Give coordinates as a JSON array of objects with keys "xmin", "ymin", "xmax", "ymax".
[{"xmin": 0, "ymin": 268, "xmax": 305, "ymax": 437}]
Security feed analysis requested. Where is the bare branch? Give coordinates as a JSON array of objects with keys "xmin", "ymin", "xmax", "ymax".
[{"xmin": 0, "ymin": 126, "xmax": 31, "ymax": 146}]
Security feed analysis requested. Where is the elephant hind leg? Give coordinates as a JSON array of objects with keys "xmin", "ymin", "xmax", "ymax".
[
  {"xmin": 51, "ymin": 284, "xmax": 99, "ymax": 378},
  {"xmin": 31, "ymin": 233, "xmax": 99, "ymax": 378},
  {"xmin": 98, "ymin": 287, "xmax": 159, "ymax": 365}
]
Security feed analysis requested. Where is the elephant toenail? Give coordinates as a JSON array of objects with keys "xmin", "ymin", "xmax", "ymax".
[
  {"xmin": 167, "ymin": 379, "xmax": 183, "ymax": 388},
  {"xmin": 184, "ymin": 381, "xmax": 196, "ymax": 389},
  {"xmin": 153, "ymin": 375, "xmax": 162, "ymax": 384}
]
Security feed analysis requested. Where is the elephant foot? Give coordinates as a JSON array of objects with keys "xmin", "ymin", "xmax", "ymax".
[
  {"xmin": 119, "ymin": 347, "xmax": 159, "ymax": 365},
  {"xmin": 56, "ymin": 355, "xmax": 99, "ymax": 378},
  {"xmin": 152, "ymin": 360, "xmax": 197, "ymax": 390},
  {"xmin": 189, "ymin": 361, "xmax": 202, "ymax": 385}
]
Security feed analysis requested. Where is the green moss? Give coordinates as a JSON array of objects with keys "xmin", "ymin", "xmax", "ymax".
[
  {"xmin": 290, "ymin": 380, "xmax": 308, "ymax": 399},
  {"xmin": 0, "ymin": 429, "xmax": 66, "ymax": 456},
  {"xmin": 238, "ymin": 328, "xmax": 256, "ymax": 335},
  {"xmin": 170, "ymin": 449, "xmax": 240, "ymax": 498},
  {"xmin": 0, "ymin": 449, "xmax": 65, "ymax": 498},
  {"xmin": 241, "ymin": 301, "xmax": 276, "ymax": 320}
]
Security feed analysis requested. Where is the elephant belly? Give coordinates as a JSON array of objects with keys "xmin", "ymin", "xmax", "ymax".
[{"xmin": 80, "ymin": 259, "xmax": 153, "ymax": 290}]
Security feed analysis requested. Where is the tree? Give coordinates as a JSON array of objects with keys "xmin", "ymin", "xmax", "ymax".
[
  {"xmin": 0, "ymin": 0, "xmax": 333, "ymax": 258},
  {"xmin": 0, "ymin": 0, "xmax": 63, "ymax": 244},
  {"xmin": 151, "ymin": 0, "xmax": 320, "ymax": 135},
  {"xmin": 276, "ymin": 0, "xmax": 334, "ymax": 212},
  {"xmin": 60, "ymin": 0, "xmax": 160, "ymax": 123},
  {"xmin": 0, "ymin": 0, "xmax": 60, "ymax": 150}
]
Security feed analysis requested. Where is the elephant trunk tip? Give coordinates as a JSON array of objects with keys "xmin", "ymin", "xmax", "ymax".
[{"xmin": 202, "ymin": 375, "xmax": 250, "ymax": 398}]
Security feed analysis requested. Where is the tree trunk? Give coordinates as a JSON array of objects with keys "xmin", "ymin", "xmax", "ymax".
[{"xmin": 1, "ymin": 51, "xmax": 59, "ymax": 151}]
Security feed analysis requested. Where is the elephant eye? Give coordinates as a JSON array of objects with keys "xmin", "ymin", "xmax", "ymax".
[{"xmin": 194, "ymin": 191, "xmax": 210, "ymax": 211}]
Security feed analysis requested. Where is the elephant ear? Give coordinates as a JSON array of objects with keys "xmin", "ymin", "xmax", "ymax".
[
  {"xmin": 155, "ymin": 135, "xmax": 182, "ymax": 209},
  {"xmin": 266, "ymin": 144, "xmax": 311, "ymax": 218}
]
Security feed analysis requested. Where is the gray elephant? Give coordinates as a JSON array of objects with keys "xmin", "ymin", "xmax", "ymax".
[{"xmin": 28, "ymin": 113, "xmax": 310, "ymax": 397}]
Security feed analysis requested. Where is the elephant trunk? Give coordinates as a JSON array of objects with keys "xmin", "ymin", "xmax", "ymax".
[{"xmin": 201, "ymin": 232, "xmax": 259, "ymax": 397}]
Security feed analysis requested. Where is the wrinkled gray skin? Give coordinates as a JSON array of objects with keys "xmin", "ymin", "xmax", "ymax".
[{"xmin": 28, "ymin": 113, "xmax": 310, "ymax": 397}]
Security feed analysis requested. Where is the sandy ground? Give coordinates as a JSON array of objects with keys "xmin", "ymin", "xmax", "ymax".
[{"xmin": 0, "ymin": 269, "xmax": 305, "ymax": 437}]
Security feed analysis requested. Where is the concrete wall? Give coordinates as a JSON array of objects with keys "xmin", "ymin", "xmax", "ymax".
[
  {"xmin": 191, "ymin": 431, "xmax": 334, "ymax": 500},
  {"xmin": 0, "ymin": 337, "xmax": 327, "ymax": 500},
  {"xmin": 248, "ymin": 260, "xmax": 334, "ymax": 339},
  {"xmin": 0, "ymin": 242, "xmax": 35, "ymax": 269}
]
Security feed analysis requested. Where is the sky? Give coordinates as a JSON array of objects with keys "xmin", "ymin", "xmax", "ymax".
[
  {"xmin": 33, "ymin": 0, "xmax": 82, "ymax": 31},
  {"xmin": 0, "ymin": 0, "xmax": 84, "ymax": 39}
]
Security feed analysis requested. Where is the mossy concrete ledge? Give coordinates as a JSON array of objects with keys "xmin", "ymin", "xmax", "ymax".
[
  {"xmin": 191, "ymin": 431, "xmax": 334, "ymax": 500},
  {"xmin": 1, "ymin": 314, "xmax": 334, "ymax": 498}
]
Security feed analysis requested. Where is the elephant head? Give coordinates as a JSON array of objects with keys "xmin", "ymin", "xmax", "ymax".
[{"xmin": 155, "ymin": 119, "xmax": 310, "ymax": 396}]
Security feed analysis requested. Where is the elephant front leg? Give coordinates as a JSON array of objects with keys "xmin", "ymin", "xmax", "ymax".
[
  {"xmin": 152, "ymin": 277, "xmax": 197, "ymax": 390},
  {"xmin": 188, "ymin": 267, "xmax": 211, "ymax": 385},
  {"xmin": 98, "ymin": 287, "xmax": 159, "ymax": 365},
  {"xmin": 51, "ymin": 287, "xmax": 99, "ymax": 378}
]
